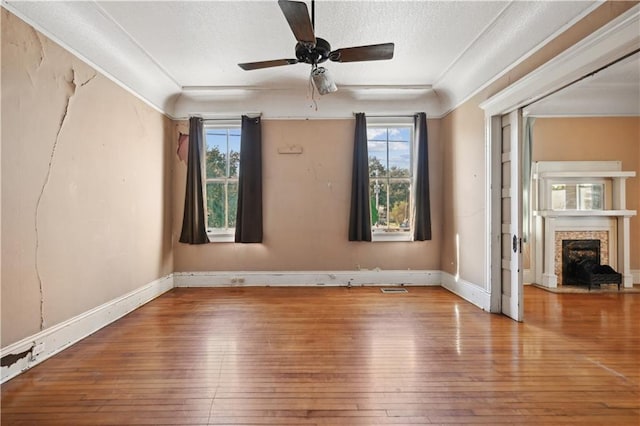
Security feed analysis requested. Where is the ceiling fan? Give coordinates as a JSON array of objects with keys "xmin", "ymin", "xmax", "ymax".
[{"xmin": 238, "ymin": 0, "xmax": 395, "ymax": 94}]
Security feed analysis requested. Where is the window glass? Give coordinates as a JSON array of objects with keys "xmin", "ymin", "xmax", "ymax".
[
  {"xmin": 388, "ymin": 181, "xmax": 411, "ymax": 229},
  {"xmin": 228, "ymin": 130, "xmax": 241, "ymax": 179},
  {"xmin": 204, "ymin": 126, "xmax": 240, "ymax": 235},
  {"xmin": 385, "ymin": 127, "xmax": 411, "ymax": 176},
  {"xmin": 368, "ymin": 129, "xmax": 388, "ymax": 177},
  {"xmin": 205, "ymin": 130, "xmax": 228, "ymax": 178},
  {"xmin": 370, "ymin": 180, "xmax": 388, "ymax": 229},
  {"xmin": 368, "ymin": 126, "xmax": 412, "ymax": 237}
]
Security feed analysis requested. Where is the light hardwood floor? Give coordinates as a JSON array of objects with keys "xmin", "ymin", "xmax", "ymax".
[{"xmin": 2, "ymin": 286, "xmax": 639, "ymax": 425}]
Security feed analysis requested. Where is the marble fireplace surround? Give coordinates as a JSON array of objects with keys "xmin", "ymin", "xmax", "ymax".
[{"xmin": 554, "ymin": 230, "xmax": 610, "ymax": 286}]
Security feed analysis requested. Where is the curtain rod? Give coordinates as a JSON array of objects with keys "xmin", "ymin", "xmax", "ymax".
[
  {"xmin": 192, "ymin": 113, "xmax": 262, "ymax": 122},
  {"xmin": 202, "ymin": 118, "xmax": 238, "ymax": 122},
  {"xmin": 353, "ymin": 113, "xmax": 419, "ymax": 118}
]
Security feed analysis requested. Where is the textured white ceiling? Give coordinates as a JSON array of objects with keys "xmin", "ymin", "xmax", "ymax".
[
  {"xmin": 525, "ymin": 53, "xmax": 640, "ymax": 117},
  {"xmin": 95, "ymin": 0, "xmax": 510, "ymax": 87},
  {"xmin": 4, "ymin": 0, "xmax": 612, "ymax": 117}
]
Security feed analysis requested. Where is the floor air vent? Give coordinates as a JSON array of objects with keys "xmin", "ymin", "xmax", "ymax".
[{"xmin": 380, "ymin": 288, "xmax": 408, "ymax": 294}]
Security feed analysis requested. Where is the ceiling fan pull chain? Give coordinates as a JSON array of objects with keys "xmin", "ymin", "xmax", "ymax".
[{"xmin": 307, "ymin": 68, "xmax": 318, "ymax": 111}]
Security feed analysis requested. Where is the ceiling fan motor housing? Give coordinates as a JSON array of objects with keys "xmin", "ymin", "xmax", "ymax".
[
  {"xmin": 295, "ymin": 37, "xmax": 331, "ymax": 65},
  {"xmin": 238, "ymin": 1, "xmax": 394, "ymax": 72}
]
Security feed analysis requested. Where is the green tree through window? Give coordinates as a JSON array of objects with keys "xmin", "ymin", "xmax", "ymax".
[{"xmin": 204, "ymin": 127, "xmax": 241, "ymax": 234}]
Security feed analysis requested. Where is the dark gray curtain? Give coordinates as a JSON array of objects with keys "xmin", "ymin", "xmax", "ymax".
[
  {"xmin": 348, "ymin": 113, "xmax": 372, "ymax": 241},
  {"xmin": 413, "ymin": 112, "xmax": 432, "ymax": 241},
  {"xmin": 235, "ymin": 115, "xmax": 263, "ymax": 243},
  {"xmin": 179, "ymin": 117, "xmax": 209, "ymax": 244}
]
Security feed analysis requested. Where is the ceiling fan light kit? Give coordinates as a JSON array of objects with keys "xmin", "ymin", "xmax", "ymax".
[
  {"xmin": 311, "ymin": 67, "xmax": 337, "ymax": 95},
  {"xmin": 238, "ymin": 0, "xmax": 395, "ymax": 96}
]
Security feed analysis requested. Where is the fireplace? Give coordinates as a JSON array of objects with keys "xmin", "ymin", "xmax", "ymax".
[
  {"xmin": 532, "ymin": 161, "xmax": 636, "ymax": 288},
  {"xmin": 562, "ymin": 240, "xmax": 600, "ymax": 286}
]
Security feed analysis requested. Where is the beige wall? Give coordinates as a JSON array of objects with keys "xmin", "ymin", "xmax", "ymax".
[
  {"xmin": 1, "ymin": 10, "xmax": 174, "ymax": 346},
  {"xmin": 438, "ymin": 1, "xmax": 636, "ymax": 287},
  {"xmin": 173, "ymin": 118, "xmax": 443, "ymax": 272},
  {"xmin": 533, "ymin": 117, "xmax": 640, "ymax": 270},
  {"xmin": 439, "ymin": 101, "xmax": 486, "ymax": 284}
]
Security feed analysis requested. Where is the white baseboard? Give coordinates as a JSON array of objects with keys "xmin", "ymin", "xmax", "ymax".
[
  {"xmin": 632, "ymin": 269, "xmax": 639, "ymax": 284},
  {"xmin": 523, "ymin": 268, "xmax": 534, "ymax": 284},
  {"xmin": 1, "ymin": 274, "xmax": 174, "ymax": 384},
  {"xmin": 440, "ymin": 272, "xmax": 491, "ymax": 312},
  {"xmin": 174, "ymin": 270, "xmax": 442, "ymax": 287}
]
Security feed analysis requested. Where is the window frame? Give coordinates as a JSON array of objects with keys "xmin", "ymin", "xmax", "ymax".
[
  {"xmin": 366, "ymin": 118, "xmax": 414, "ymax": 242},
  {"xmin": 202, "ymin": 122, "xmax": 241, "ymax": 243}
]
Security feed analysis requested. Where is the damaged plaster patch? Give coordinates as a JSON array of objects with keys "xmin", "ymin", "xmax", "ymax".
[
  {"xmin": 33, "ymin": 66, "xmax": 93, "ymax": 330},
  {"xmin": 5, "ymin": 16, "xmax": 46, "ymax": 86},
  {"xmin": 177, "ymin": 133, "xmax": 188, "ymax": 163},
  {"xmin": 0, "ymin": 347, "xmax": 33, "ymax": 368}
]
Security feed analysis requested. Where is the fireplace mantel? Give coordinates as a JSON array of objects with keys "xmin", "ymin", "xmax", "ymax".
[
  {"xmin": 532, "ymin": 161, "xmax": 636, "ymax": 288},
  {"xmin": 534, "ymin": 210, "xmax": 636, "ymax": 218}
]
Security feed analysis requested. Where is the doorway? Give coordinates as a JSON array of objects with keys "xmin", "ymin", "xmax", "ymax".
[{"xmin": 480, "ymin": 6, "xmax": 639, "ymax": 320}]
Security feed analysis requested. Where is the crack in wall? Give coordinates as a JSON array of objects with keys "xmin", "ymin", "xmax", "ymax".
[
  {"xmin": 33, "ymin": 67, "xmax": 78, "ymax": 331},
  {"xmin": 33, "ymin": 29, "xmax": 45, "ymax": 69},
  {"xmin": 80, "ymin": 73, "xmax": 97, "ymax": 87}
]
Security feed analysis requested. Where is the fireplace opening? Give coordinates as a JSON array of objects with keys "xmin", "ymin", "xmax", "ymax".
[{"xmin": 562, "ymin": 239, "xmax": 600, "ymax": 286}]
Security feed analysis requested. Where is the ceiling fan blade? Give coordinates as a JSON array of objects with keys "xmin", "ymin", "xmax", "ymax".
[
  {"xmin": 238, "ymin": 59, "xmax": 299, "ymax": 71},
  {"xmin": 330, "ymin": 43, "xmax": 395, "ymax": 63},
  {"xmin": 278, "ymin": 0, "xmax": 316, "ymax": 47}
]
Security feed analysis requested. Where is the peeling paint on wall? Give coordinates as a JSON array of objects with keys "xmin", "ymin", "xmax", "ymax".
[
  {"xmin": 0, "ymin": 347, "xmax": 33, "ymax": 368},
  {"xmin": 177, "ymin": 133, "xmax": 188, "ymax": 163}
]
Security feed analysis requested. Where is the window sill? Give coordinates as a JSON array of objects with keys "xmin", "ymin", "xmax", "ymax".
[
  {"xmin": 207, "ymin": 233, "xmax": 235, "ymax": 243},
  {"xmin": 371, "ymin": 231, "xmax": 413, "ymax": 242}
]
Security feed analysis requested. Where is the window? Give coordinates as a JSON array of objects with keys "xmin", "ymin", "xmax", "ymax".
[
  {"xmin": 367, "ymin": 125, "xmax": 413, "ymax": 241},
  {"xmin": 204, "ymin": 125, "xmax": 241, "ymax": 240},
  {"xmin": 551, "ymin": 183, "xmax": 604, "ymax": 210}
]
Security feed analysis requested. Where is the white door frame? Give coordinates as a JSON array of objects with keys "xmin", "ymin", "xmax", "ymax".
[{"xmin": 480, "ymin": 5, "xmax": 640, "ymax": 314}]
